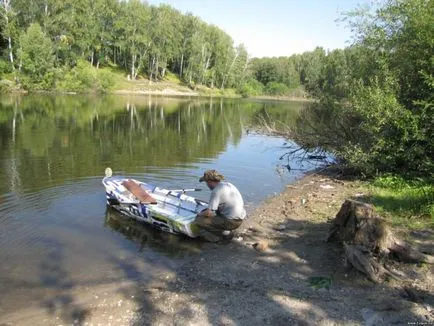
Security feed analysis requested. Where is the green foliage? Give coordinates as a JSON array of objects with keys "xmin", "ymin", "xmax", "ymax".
[
  {"xmin": 57, "ymin": 60, "xmax": 96, "ymax": 92},
  {"xmin": 298, "ymin": 47, "xmax": 326, "ymax": 95},
  {"xmin": 340, "ymin": 76, "xmax": 421, "ymax": 175},
  {"xmin": 265, "ymin": 82, "xmax": 289, "ymax": 96},
  {"xmin": 238, "ymin": 79, "xmax": 264, "ymax": 98},
  {"xmin": 57, "ymin": 61, "xmax": 116, "ymax": 93},
  {"xmin": 18, "ymin": 23, "xmax": 54, "ymax": 88},
  {"xmin": 308, "ymin": 276, "xmax": 332, "ymax": 289},
  {"xmin": 250, "ymin": 56, "xmax": 301, "ymax": 91},
  {"xmin": 0, "ymin": 60, "xmax": 13, "ymax": 74},
  {"xmin": 369, "ymin": 175, "xmax": 434, "ymax": 229},
  {"xmin": 286, "ymin": 0, "xmax": 433, "ymax": 178},
  {"xmin": 0, "ymin": 0, "xmax": 248, "ymax": 91},
  {"xmin": 96, "ymin": 69, "xmax": 116, "ymax": 92}
]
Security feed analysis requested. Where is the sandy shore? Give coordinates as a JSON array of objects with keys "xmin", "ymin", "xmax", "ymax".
[
  {"xmin": 111, "ymin": 88, "xmax": 200, "ymax": 97},
  {"xmin": 1, "ymin": 168, "xmax": 433, "ymax": 326}
]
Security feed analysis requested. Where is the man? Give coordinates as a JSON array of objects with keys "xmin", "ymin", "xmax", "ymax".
[{"xmin": 195, "ymin": 169, "xmax": 246, "ymax": 242}]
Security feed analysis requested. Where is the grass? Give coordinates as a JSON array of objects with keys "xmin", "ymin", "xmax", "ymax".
[
  {"xmin": 2, "ymin": 65, "xmax": 308, "ymax": 100},
  {"xmin": 194, "ymin": 85, "xmax": 239, "ymax": 97},
  {"xmin": 109, "ymin": 68, "xmax": 240, "ymax": 96},
  {"xmin": 367, "ymin": 175, "xmax": 434, "ymax": 230},
  {"xmin": 164, "ymin": 71, "xmax": 182, "ymax": 84},
  {"xmin": 308, "ymin": 276, "xmax": 332, "ymax": 289}
]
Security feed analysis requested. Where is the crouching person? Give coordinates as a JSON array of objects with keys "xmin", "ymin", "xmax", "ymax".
[{"xmin": 195, "ymin": 170, "xmax": 246, "ymax": 242}]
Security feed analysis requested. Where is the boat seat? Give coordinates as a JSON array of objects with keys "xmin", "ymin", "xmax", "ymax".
[{"xmin": 121, "ymin": 179, "xmax": 157, "ymax": 204}]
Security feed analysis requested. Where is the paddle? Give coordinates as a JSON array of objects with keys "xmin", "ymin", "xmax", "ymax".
[{"xmin": 168, "ymin": 188, "xmax": 202, "ymax": 193}]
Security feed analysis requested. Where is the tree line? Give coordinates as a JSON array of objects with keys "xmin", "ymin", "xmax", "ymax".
[{"xmin": 0, "ymin": 0, "xmax": 249, "ymax": 91}]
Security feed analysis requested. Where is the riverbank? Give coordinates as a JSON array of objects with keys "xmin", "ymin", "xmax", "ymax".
[
  {"xmin": 1, "ymin": 74, "xmax": 311, "ymax": 101},
  {"xmin": 1, "ymin": 167, "xmax": 432, "ymax": 326}
]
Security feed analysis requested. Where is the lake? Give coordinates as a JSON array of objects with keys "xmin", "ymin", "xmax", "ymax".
[{"xmin": 0, "ymin": 94, "xmax": 320, "ymax": 320}]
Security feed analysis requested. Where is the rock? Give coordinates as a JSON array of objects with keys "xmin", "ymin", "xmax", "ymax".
[{"xmin": 253, "ymin": 240, "xmax": 269, "ymax": 252}]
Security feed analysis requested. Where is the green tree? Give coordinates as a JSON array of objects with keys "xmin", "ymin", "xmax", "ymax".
[
  {"xmin": 299, "ymin": 47, "xmax": 326, "ymax": 95},
  {"xmin": 115, "ymin": 0, "xmax": 151, "ymax": 79},
  {"xmin": 0, "ymin": 0, "xmax": 18, "ymax": 73},
  {"xmin": 148, "ymin": 4, "xmax": 181, "ymax": 79},
  {"xmin": 18, "ymin": 23, "xmax": 54, "ymax": 87},
  {"xmin": 293, "ymin": 0, "xmax": 433, "ymax": 176}
]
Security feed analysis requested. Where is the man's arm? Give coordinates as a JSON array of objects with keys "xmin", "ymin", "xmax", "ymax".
[{"xmin": 197, "ymin": 188, "xmax": 220, "ymax": 218}]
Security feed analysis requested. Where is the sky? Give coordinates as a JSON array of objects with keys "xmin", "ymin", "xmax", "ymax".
[{"xmin": 147, "ymin": 0, "xmax": 374, "ymax": 58}]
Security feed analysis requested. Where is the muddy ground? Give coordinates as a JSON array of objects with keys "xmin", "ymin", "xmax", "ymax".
[{"xmin": 1, "ymin": 168, "xmax": 433, "ymax": 326}]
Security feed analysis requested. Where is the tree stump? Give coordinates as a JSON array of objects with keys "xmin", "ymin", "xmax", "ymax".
[{"xmin": 327, "ymin": 199, "xmax": 434, "ymax": 282}]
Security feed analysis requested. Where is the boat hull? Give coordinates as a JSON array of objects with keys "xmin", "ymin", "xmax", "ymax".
[{"xmin": 102, "ymin": 176, "xmax": 207, "ymax": 237}]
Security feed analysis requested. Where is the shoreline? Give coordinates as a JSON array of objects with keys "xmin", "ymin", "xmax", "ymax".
[
  {"xmin": 2, "ymin": 80, "xmax": 311, "ymax": 102},
  {"xmin": 1, "ymin": 167, "xmax": 432, "ymax": 325}
]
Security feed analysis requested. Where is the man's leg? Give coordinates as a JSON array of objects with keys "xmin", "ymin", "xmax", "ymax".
[
  {"xmin": 195, "ymin": 215, "xmax": 226, "ymax": 242},
  {"xmin": 195, "ymin": 215, "xmax": 242, "ymax": 242}
]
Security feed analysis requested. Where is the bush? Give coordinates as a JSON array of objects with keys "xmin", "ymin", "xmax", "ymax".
[
  {"xmin": 57, "ymin": 60, "xmax": 97, "ymax": 92},
  {"xmin": 96, "ymin": 69, "xmax": 116, "ymax": 92},
  {"xmin": 40, "ymin": 69, "xmax": 60, "ymax": 90},
  {"xmin": 265, "ymin": 82, "xmax": 289, "ymax": 96},
  {"xmin": 18, "ymin": 23, "xmax": 54, "ymax": 85},
  {"xmin": 57, "ymin": 61, "xmax": 116, "ymax": 93},
  {"xmin": 340, "ymin": 77, "xmax": 424, "ymax": 175},
  {"xmin": 238, "ymin": 79, "xmax": 264, "ymax": 97},
  {"xmin": 292, "ymin": 75, "xmax": 431, "ymax": 177},
  {"xmin": 0, "ymin": 60, "xmax": 13, "ymax": 75}
]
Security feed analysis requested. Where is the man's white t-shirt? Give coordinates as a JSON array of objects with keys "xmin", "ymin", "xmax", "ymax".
[{"xmin": 208, "ymin": 181, "xmax": 246, "ymax": 220}]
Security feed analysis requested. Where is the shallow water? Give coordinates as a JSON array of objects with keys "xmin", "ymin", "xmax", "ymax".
[{"xmin": 0, "ymin": 94, "xmax": 320, "ymax": 318}]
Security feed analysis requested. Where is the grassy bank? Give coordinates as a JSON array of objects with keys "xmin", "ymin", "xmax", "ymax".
[
  {"xmin": 365, "ymin": 175, "xmax": 434, "ymax": 230},
  {"xmin": 0, "ymin": 65, "xmax": 311, "ymax": 100}
]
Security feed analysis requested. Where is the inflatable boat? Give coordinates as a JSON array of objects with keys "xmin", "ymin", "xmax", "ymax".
[{"xmin": 102, "ymin": 168, "xmax": 207, "ymax": 237}]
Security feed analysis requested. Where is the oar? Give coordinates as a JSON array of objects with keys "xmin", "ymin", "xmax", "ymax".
[{"xmin": 168, "ymin": 188, "xmax": 202, "ymax": 193}]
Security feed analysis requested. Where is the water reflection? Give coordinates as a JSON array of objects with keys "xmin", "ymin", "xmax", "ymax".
[
  {"xmin": 104, "ymin": 207, "xmax": 203, "ymax": 256},
  {"xmin": 0, "ymin": 95, "xmax": 304, "ymax": 195}
]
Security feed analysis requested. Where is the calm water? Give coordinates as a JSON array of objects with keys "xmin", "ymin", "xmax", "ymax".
[{"xmin": 0, "ymin": 94, "xmax": 320, "ymax": 320}]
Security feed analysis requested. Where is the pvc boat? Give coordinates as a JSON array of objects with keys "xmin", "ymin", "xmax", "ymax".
[{"xmin": 102, "ymin": 168, "xmax": 207, "ymax": 237}]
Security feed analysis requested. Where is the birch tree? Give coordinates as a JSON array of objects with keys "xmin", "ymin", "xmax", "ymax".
[
  {"xmin": 116, "ymin": 0, "xmax": 151, "ymax": 79},
  {"xmin": 0, "ymin": 0, "xmax": 16, "ymax": 72}
]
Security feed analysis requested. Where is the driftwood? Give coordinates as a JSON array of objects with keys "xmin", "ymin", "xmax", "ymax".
[{"xmin": 328, "ymin": 199, "xmax": 434, "ymax": 282}]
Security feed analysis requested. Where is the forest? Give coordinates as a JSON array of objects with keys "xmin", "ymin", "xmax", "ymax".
[{"xmin": 0, "ymin": 0, "xmax": 252, "ymax": 92}]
